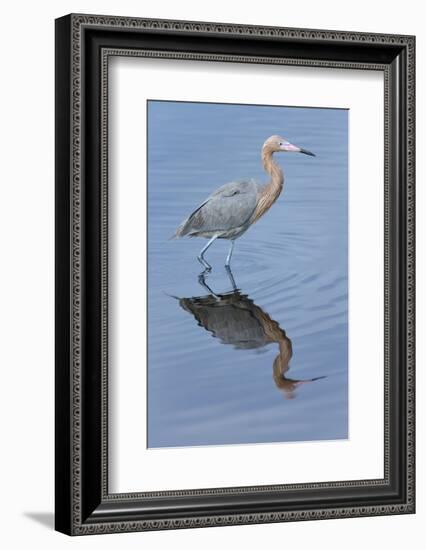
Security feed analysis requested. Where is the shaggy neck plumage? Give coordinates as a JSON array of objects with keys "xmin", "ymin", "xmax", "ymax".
[
  {"xmin": 251, "ymin": 149, "xmax": 284, "ymax": 224},
  {"xmin": 262, "ymin": 149, "xmax": 284, "ymax": 191}
]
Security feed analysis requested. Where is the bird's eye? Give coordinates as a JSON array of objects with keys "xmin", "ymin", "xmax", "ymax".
[{"xmin": 279, "ymin": 142, "xmax": 283, "ymax": 146}]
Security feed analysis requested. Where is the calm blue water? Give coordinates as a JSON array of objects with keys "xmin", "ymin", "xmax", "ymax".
[{"xmin": 147, "ymin": 101, "xmax": 348, "ymax": 448}]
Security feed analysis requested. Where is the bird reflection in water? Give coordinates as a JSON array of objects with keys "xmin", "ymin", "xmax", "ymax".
[{"xmin": 175, "ymin": 269, "xmax": 324, "ymax": 399}]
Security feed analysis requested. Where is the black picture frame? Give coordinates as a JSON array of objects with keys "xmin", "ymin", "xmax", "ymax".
[{"xmin": 55, "ymin": 13, "xmax": 415, "ymax": 535}]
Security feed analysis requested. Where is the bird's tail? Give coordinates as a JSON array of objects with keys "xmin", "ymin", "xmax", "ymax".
[
  {"xmin": 169, "ymin": 225, "xmax": 185, "ymax": 240},
  {"xmin": 170, "ymin": 217, "xmax": 192, "ymax": 240}
]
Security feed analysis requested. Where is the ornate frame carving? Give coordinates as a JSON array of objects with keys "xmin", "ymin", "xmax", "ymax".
[{"xmin": 55, "ymin": 14, "xmax": 415, "ymax": 535}]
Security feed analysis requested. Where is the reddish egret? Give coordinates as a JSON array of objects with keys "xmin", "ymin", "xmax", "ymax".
[
  {"xmin": 177, "ymin": 277, "xmax": 324, "ymax": 398},
  {"xmin": 174, "ymin": 135, "xmax": 315, "ymax": 270}
]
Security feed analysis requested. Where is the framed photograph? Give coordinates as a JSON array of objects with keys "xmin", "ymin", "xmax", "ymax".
[{"xmin": 55, "ymin": 14, "xmax": 415, "ymax": 535}]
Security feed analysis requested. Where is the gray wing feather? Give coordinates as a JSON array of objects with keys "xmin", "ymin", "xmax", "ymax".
[{"xmin": 175, "ymin": 180, "xmax": 259, "ymax": 237}]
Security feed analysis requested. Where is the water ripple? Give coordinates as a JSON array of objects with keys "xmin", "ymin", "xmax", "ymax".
[{"xmin": 146, "ymin": 101, "xmax": 348, "ymax": 448}]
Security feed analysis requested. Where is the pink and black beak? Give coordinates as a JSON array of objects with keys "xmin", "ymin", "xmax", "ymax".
[{"xmin": 279, "ymin": 141, "xmax": 316, "ymax": 157}]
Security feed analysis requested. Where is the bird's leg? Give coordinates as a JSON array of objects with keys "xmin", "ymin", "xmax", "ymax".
[
  {"xmin": 225, "ymin": 265, "xmax": 238, "ymax": 292},
  {"xmin": 198, "ymin": 270, "xmax": 219, "ymax": 298},
  {"xmin": 225, "ymin": 240, "xmax": 235, "ymax": 267},
  {"xmin": 197, "ymin": 235, "xmax": 218, "ymax": 270}
]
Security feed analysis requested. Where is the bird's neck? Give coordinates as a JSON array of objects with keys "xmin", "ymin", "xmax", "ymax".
[
  {"xmin": 262, "ymin": 150, "xmax": 284, "ymax": 191},
  {"xmin": 251, "ymin": 151, "xmax": 284, "ymax": 224}
]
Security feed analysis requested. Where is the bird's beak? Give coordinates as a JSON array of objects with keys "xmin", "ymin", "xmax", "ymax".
[
  {"xmin": 280, "ymin": 142, "xmax": 316, "ymax": 157},
  {"xmin": 299, "ymin": 147, "xmax": 316, "ymax": 157}
]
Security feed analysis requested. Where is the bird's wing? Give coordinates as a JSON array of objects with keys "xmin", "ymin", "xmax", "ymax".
[{"xmin": 175, "ymin": 180, "xmax": 259, "ymax": 237}]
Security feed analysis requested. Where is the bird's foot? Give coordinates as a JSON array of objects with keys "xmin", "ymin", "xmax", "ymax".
[
  {"xmin": 198, "ymin": 269, "xmax": 219, "ymax": 297},
  {"xmin": 198, "ymin": 270, "xmax": 208, "ymax": 284}
]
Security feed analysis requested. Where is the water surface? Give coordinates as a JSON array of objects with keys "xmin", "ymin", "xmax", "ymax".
[{"xmin": 147, "ymin": 100, "xmax": 348, "ymax": 448}]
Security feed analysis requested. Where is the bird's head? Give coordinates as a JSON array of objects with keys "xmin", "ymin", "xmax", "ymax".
[{"xmin": 262, "ymin": 135, "xmax": 315, "ymax": 157}]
